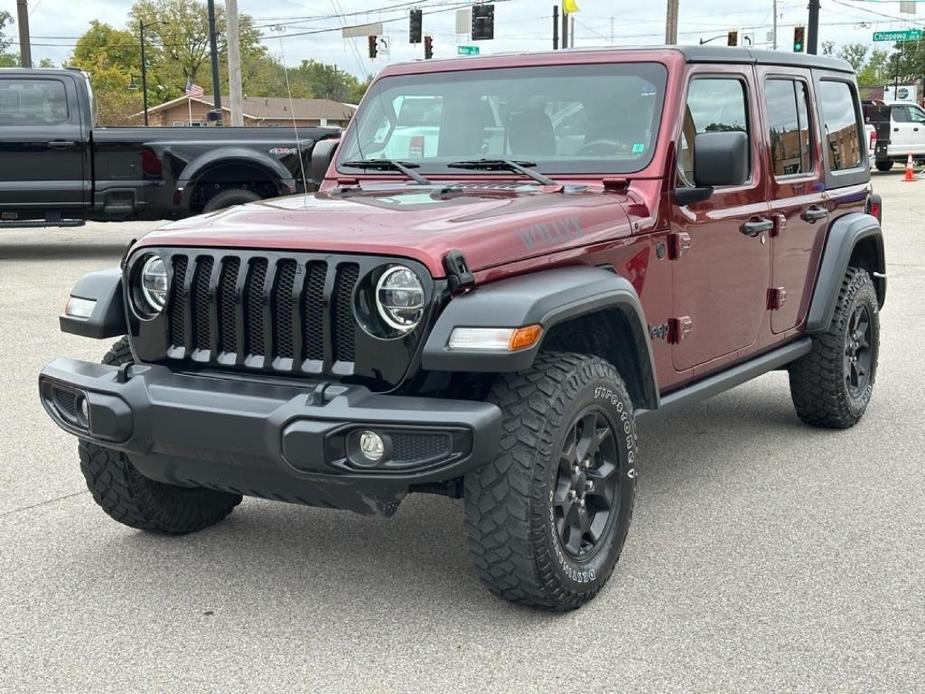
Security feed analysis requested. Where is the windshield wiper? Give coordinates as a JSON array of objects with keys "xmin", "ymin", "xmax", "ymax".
[
  {"xmin": 340, "ymin": 159, "xmax": 431, "ymax": 185},
  {"xmin": 447, "ymin": 159, "xmax": 557, "ymax": 186}
]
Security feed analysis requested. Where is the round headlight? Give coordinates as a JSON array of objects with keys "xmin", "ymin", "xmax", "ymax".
[
  {"xmin": 375, "ymin": 265, "xmax": 425, "ymax": 333},
  {"xmin": 140, "ymin": 255, "xmax": 168, "ymax": 313}
]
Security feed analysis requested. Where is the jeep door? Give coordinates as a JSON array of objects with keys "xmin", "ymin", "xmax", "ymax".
[
  {"xmin": 670, "ymin": 69, "xmax": 771, "ymax": 372},
  {"xmin": 757, "ymin": 67, "xmax": 829, "ymax": 334}
]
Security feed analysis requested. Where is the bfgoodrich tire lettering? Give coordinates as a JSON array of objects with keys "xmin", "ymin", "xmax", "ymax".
[
  {"xmin": 789, "ymin": 267, "xmax": 880, "ymax": 428},
  {"xmin": 464, "ymin": 352, "xmax": 637, "ymax": 611},
  {"xmin": 79, "ymin": 338, "xmax": 242, "ymax": 534}
]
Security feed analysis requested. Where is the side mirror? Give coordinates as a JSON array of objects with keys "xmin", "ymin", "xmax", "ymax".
[
  {"xmin": 693, "ymin": 130, "xmax": 749, "ymax": 187},
  {"xmin": 309, "ymin": 138, "xmax": 339, "ymax": 189}
]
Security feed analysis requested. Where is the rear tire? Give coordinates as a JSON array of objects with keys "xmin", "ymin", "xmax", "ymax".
[
  {"xmin": 875, "ymin": 160, "xmax": 893, "ymax": 172},
  {"xmin": 202, "ymin": 188, "xmax": 261, "ymax": 213},
  {"xmin": 464, "ymin": 352, "xmax": 637, "ymax": 611},
  {"xmin": 80, "ymin": 338, "xmax": 242, "ymax": 534},
  {"xmin": 789, "ymin": 268, "xmax": 880, "ymax": 429}
]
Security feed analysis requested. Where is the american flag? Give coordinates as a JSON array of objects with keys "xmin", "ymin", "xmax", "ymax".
[{"xmin": 184, "ymin": 80, "xmax": 204, "ymax": 98}]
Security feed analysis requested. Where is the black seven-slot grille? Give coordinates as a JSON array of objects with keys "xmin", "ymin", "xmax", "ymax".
[{"xmin": 163, "ymin": 251, "xmax": 362, "ymax": 374}]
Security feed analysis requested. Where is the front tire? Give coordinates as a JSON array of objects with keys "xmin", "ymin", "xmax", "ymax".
[
  {"xmin": 789, "ymin": 267, "xmax": 880, "ymax": 428},
  {"xmin": 80, "ymin": 338, "xmax": 242, "ymax": 534},
  {"xmin": 464, "ymin": 352, "xmax": 637, "ymax": 611}
]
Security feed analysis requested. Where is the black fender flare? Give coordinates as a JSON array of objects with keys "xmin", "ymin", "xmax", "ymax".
[
  {"xmin": 422, "ymin": 265, "xmax": 659, "ymax": 409},
  {"xmin": 806, "ymin": 212, "xmax": 886, "ymax": 333},
  {"xmin": 59, "ymin": 267, "xmax": 126, "ymax": 339},
  {"xmin": 175, "ymin": 147, "xmax": 299, "ymax": 210}
]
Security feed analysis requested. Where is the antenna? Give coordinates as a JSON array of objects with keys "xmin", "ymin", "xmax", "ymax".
[{"xmin": 279, "ymin": 38, "xmax": 309, "ymax": 208}]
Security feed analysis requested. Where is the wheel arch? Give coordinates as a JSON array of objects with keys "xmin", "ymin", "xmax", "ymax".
[
  {"xmin": 422, "ymin": 265, "xmax": 659, "ymax": 410},
  {"xmin": 175, "ymin": 149, "xmax": 297, "ymax": 211},
  {"xmin": 806, "ymin": 212, "xmax": 885, "ymax": 334}
]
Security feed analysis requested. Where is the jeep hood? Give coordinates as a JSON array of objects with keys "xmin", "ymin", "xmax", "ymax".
[{"xmin": 136, "ymin": 186, "xmax": 635, "ymax": 278}]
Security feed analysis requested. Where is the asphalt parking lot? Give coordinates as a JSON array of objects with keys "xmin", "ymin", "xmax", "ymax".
[{"xmin": 1, "ymin": 173, "xmax": 923, "ymax": 693}]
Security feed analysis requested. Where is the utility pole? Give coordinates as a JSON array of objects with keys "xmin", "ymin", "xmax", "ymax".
[
  {"xmin": 16, "ymin": 0, "xmax": 32, "ymax": 68},
  {"xmin": 562, "ymin": 12, "xmax": 568, "ymax": 49},
  {"xmin": 207, "ymin": 0, "xmax": 223, "ymax": 125},
  {"xmin": 772, "ymin": 0, "xmax": 778, "ymax": 50},
  {"xmin": 552, "ymin": 5, "xmax": 559, "ymax": 50},
  {"xmin": 226, "ymin": 0, "xmax": 244, "ymax": 126},
  {"xmin": 139, "ymin": 21, "xmax": 149, "ymax": 126},
  {"xmin": 665, "ymin": 0, "xmax": 679, "ymax": 45},
  {"xmin": 807, "ymin": 0, "xmax": 820, "ymax": 55}
]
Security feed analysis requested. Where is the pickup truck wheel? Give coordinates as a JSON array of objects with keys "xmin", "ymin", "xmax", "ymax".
[
  {"xmin": 202, "ymin": 188, "xmax": 261, "ymax": 213},
  {"xmin": 875, "ymin": 161, "xmax": 893, "ymax": 172},
  {"xmin": 464, "ymin": 352, "xmax": 637, "ymax": 611},
  {"xmin": 78, "ymin": 338, "xmax": 242, "ymax": 534},
  {"xmin": 789, "ymin": 267, "xmax": 880, "ymax": 429}
]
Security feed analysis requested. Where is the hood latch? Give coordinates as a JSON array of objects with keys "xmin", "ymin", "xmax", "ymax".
[{"xmin": 444, "ymin": 249, "xmax": 475, "ymax": 292}]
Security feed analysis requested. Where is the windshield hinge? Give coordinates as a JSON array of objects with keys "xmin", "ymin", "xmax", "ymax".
[
  {"xmin": 602, "ymin": 177, "xmax": 630, "ymax": 193},
  {"xmin": 444, "ymin": 250, "xmax": 475, "ymax": 292}
]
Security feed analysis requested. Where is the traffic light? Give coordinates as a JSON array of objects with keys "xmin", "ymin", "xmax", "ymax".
[
  {"xmin": 409, "ymin": 9, "xmax": 423, "ymax": 44},
  {"xmin": 424, "ymin": 35, "xmax": 433, "ymax": 60},
  {"xmin": 793, "ymin": 26, "xmax": 805, "ymax": 53},
  {"xmin": 727, "ymin": 30, "xmax": 738, "ymax": 47},
  {"xmin": 471, "ymin": 4, "xmax": 495, "ymax": 41},
  {"xmin": 368, "ymin": 35, "xmax": 378, "ymax": 59}
]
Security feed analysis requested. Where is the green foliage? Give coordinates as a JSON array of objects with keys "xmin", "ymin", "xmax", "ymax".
[
  {"xmin": 857, "ymin": 49, "xmax": 890, "ymax": 88},
  {"xmin": 68, "ymin": 21, "xmax": 143, "ymax": 125},
  {"xmin": 1, "ymin": 9, "xmax": 18, "ymax": 65},
  {"xmin": 837, "ymin": 43, "xmax": 869, "ymax": 73}
]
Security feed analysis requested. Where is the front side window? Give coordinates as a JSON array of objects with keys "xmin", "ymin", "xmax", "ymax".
[
  {"xmin": 765, "ymin": 79, "xmax": 813, "ymax": 177},
  {"xmin": 337, "ymin": 62, "xmax": 668, "ymax": 175},
  {"xmin": 818, "ymin": 80, "xmax": 862, "ymax": 172},
  {"xmin": 679, "ymin": 77, "xmax": 749, "ymax": 184},
  {"xmin": 0, "ymin": 79, "xmax": 69, "ymax": 125}
]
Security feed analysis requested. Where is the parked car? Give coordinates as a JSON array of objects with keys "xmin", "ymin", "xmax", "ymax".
[
  {"xmin": 863, "ymin": 99, "xmax": 925, "ymax": 171},
  {"xmin": 0, "ymin": 68, "xmax": 339, "ymax": 227},
  {"xmin": 40, "ymin": 46, "xmax": 885, "ymax": 611}
]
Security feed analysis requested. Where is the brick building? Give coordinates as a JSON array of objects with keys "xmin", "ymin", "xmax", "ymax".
[{"xmin": 136, "ymin": 95, "xmax": 356, "ymax": 128}]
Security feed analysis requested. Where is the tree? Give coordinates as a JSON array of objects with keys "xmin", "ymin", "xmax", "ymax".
[
  {"xmin": 821, "ymin": 40, "xmax": 835, "ymax": 57},
  {"xmin": 68, "ymin": 21, "xmax": 143, "ymax": 125},
  {"xmin": 837, "ymin": 43, "xmax": 869, "ymax": 73},
  {"xmin": 1, "ymin": 10, "xmax": 18, "ymax": 67},
  {"xmin": 857, "ymin": 49, "xmax": 890, "ymax": 88},
  {"xmin": 129, "ymin": 0, "xmax": 285, "ymax": 101},
  {"xmin": 287, "ymin": 61, "xmax": 363, "ymax": 102}
]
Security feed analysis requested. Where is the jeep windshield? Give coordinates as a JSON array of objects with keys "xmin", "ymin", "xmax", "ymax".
[{"xmin": 337, "ymin": 62, "xmax": 667, "ymax": 176}]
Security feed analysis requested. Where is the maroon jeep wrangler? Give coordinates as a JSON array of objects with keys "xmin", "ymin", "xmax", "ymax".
[{"xmin": 40, "ymin": 47, "xmax": 885, "ymax": 611}]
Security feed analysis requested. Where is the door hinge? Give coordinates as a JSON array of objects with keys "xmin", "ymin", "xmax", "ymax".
[
  {"xmin": 668, "ymin": 316, "xmax": 693, "ymax": 344},
  {"xmin": 767, "ymin": 287, "xmax": 787, "ymax": 310},
  {"xmin": 770, "ymin": 214, "xmax": 786, "ymax": 238},
  {"xmin": 667, "ymin": 231, "xmax": 692, "ymax": 260}
]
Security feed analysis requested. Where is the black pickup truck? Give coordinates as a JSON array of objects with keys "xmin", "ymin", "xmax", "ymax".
[{"xmin": 0, "ymin": 68, "xmax": 340, "ymax": 227}]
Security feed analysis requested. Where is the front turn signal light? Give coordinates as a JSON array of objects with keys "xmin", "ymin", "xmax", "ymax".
[{"xmin": 447, "ymin": 325, "xmax": 543, "ymax": 352}]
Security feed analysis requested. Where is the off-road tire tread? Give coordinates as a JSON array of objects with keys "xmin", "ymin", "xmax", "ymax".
[
  {"xmin": 464, "ymin": 352, "xmax": 634, "ymax": 611},
  {"xmin": 789, "ymin": 267, "xmax": 879, "ymax": 429},
  {"xmin": 79, "ymin": 337, "xmax": 242, "ymax": 535}
]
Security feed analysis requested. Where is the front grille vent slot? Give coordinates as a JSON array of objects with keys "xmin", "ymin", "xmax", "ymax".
[{"xmin": 164, "ymin": 252, "xmax": 362, "ymax": 374}]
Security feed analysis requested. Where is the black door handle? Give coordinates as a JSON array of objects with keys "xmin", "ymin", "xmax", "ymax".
[
  {"xmin": 48, "ymin": 140, "xmax": 76, "ymax": 150},
  {"xmin": 802, "ymin": 206, "xmax": 829, "ymax": 223},
  {"xmin": 915, "ymin": 128, "xmax": 920, "ymax": 132},
  {"xmin": 740, "ymin": 218, "xmax": 774, "ymax": 237},
  {"xmin": 894, "ymin": 127, "xmax": 900, "ymax": 132}
]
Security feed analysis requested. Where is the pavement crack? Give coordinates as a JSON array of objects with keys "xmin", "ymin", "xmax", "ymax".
[{"xmin": 0, "ymin": 490, "xmax": 89, "ymax": 520}]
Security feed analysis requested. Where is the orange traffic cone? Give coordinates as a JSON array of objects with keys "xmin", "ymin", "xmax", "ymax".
[{"xmin": 903, "ymin": 154, "xmax": 916, "ymax": 182}]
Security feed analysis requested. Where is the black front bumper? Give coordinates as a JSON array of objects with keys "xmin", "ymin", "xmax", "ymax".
[{"xmin": 39, "ymin": 359, "xmax": 501, "ymax": 515}]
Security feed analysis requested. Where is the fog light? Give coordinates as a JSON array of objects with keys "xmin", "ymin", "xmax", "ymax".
[{"xmin": 359, "ymin": 431, "xmax": 385, "ymax": 462}]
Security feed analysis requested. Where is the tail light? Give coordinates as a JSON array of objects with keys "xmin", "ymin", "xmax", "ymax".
[
  {"xmin": 868, "ymin": 129, "xmax": 877, "ymax": 152},
  {"xmin": 867, "ymin": 194, "xmax": 882, "ymax": 223},
  {"xmin": 408, "ymin": 136, "xmax": 425, "ymax": 158},
  {"xmin": 141, "ymin": 147, "xmax": 162, "ymax": 177}
]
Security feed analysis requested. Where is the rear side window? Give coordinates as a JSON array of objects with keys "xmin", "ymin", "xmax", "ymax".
[
  {"xmin": 818, "ymin": 80, "xmax": 862, "ymax": 172},
  {"xmin": 0, "ymin": 79, "xmax": 69, "ymax": 125},
  {"xmin": 679, "ymin": 78, "xmax": 750, "ymax": 184},
  {"xmin": 765, "ymin": 79, "xmax": 813, "ymax": 177}
]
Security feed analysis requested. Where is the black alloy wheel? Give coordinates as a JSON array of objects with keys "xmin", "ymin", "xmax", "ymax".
[
  {"xmin": 845, "ymin": 304, "xmax": 873, "ymax": 398},
  {"xmin": 553, "ymin": 408, "xmax": 621, "ymax": 559}
]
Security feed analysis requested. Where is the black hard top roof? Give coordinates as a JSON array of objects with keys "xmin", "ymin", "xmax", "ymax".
[{"xmin": 675, "ymin": 45, "xmax": 853, "ymax": 73}]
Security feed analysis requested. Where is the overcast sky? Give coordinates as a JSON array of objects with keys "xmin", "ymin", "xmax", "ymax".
[{"xmin": 22, "ymin": 0, "xmax": 925, "ymax": 78}]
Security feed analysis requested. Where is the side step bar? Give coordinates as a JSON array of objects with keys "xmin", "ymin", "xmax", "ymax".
[
  {"xmin": 0, "ymin": 218, "xmax": 85, "ymax": 229},
  {"xmin": 636, "ymin": 338, "xmax": 812, "ymax": 422}
]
